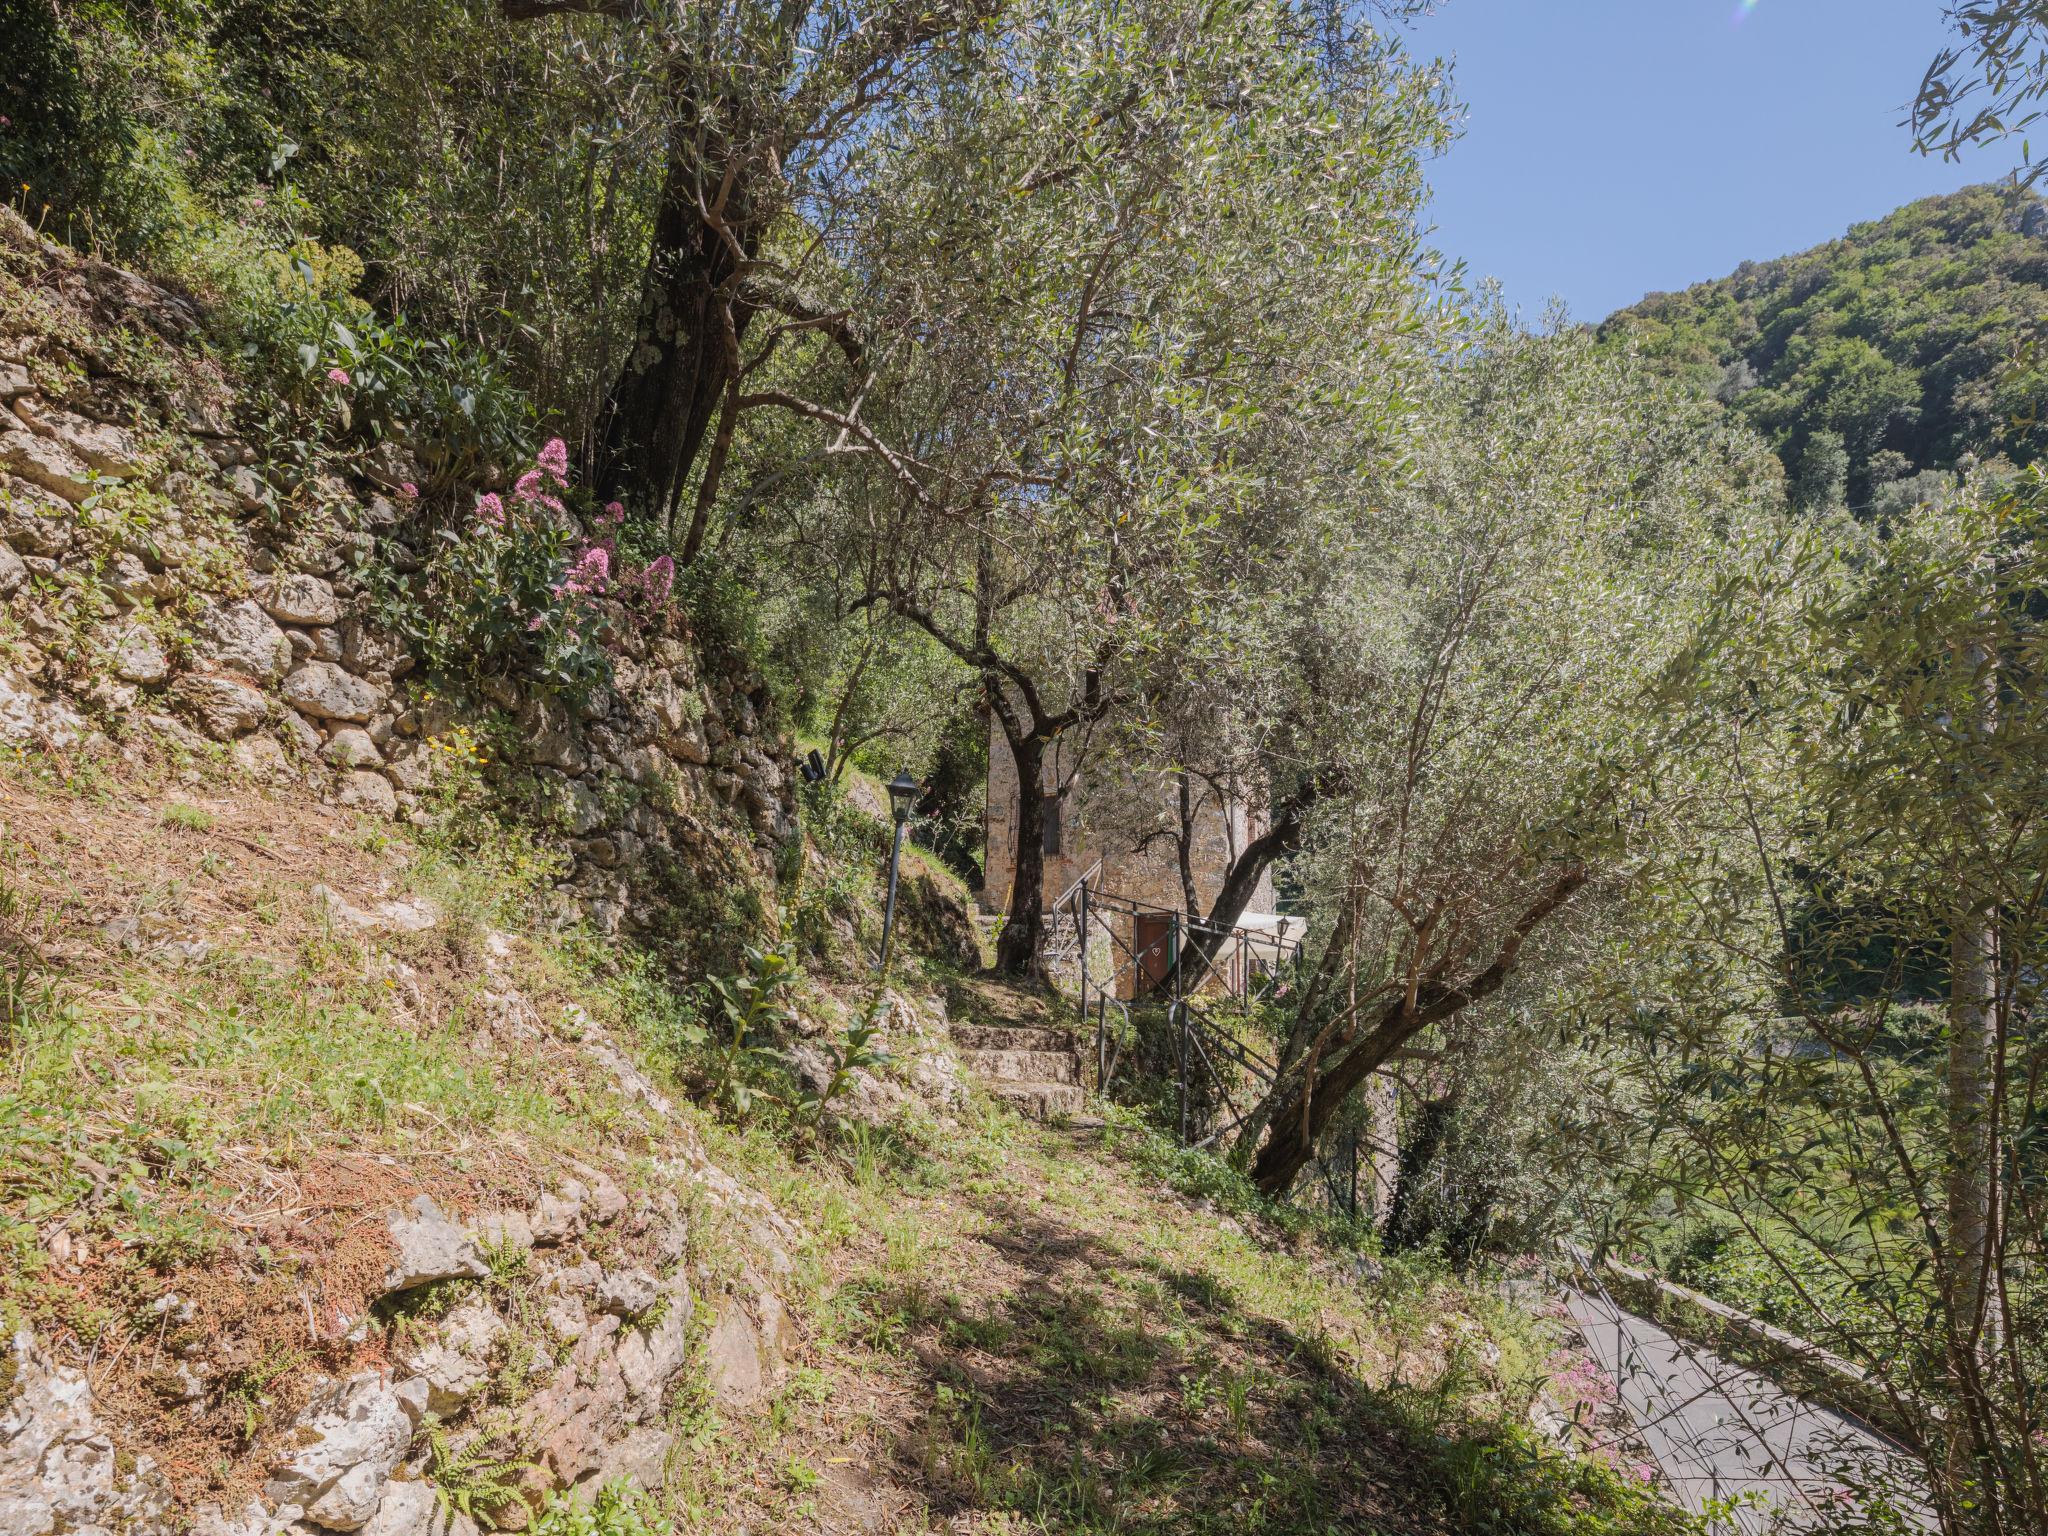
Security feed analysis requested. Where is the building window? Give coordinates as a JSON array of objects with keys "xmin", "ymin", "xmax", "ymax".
[{"xmin": 1041, "ymin": 795, "xmax": 1063, "ymax": 856}]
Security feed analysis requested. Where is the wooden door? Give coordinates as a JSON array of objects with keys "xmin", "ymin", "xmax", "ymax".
[{"xmin": 1133, "ymin": 914, "xmax": 1174, "ymax": 996}]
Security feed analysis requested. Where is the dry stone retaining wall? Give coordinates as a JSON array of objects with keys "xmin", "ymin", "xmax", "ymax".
[{"xmin": 0, "ymin": 209, "xmax": 795, "ymax": 940}]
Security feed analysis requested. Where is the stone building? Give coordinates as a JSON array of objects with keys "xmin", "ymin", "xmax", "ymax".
[{"xmin": 980, "ymin": 719, "xmax": 1297, "ymax": 995}]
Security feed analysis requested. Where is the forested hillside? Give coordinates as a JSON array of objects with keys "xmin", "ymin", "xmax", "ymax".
[{"xmin": 1600, "ymin": 183, "xmax": 2048, "ymax": 511}]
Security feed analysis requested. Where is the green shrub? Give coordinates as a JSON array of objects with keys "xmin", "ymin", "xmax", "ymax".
[
  {"xmin": 378, "ymin": 442, "xmax": 679, "ymax": 707},
  {"xmin": 529, "ymin": 1481, "xmax": 671, "ymax": 1536}
]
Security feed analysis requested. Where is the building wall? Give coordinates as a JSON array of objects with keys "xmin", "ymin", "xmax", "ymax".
[{"xmin": 980, "ymin": 718, "xmax": 1276, "ymax": 922}]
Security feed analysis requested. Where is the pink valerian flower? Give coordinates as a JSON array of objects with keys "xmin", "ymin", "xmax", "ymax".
[
  {"xmin": 326, "ymin": 367, "xmax": 351, "ymax": 386},
  {"xmin": 537, "ymin": 437, "xmax": 570, "ymax": 485},
  {"xmin": 553, "ymin": 545, "xmax": 610, "ymax": 598},
  {"xmin": 639, "ymin": 554, "xmax": 675, "ymax": 607},
  {"xmin": 513, "ymin": 467, "xmax": 565, "ymax": 515},
  {"xmin": 475, "ymin": 492, "xmax": 506, "ymax": 530},
  {"xmin": 527, "ymin": 613, "xmax": 547, "ymax": 631},
  {"xmin": 601, "ymin": 500, "xmax": 625, "ymax": 526},
  {"xmin": 399, "ymin": 482, "xmax": 419, "ymax": 499}
]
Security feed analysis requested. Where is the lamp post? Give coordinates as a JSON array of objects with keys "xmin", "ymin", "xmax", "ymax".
[{"xmin": 876, "ymin": 770, "xmax": 919, "ymax": 976}]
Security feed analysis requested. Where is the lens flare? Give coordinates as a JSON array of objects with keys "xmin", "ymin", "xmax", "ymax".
[{"xmin": 1733, "ymin": 0, "xmax": 1763, "ymax": 21}]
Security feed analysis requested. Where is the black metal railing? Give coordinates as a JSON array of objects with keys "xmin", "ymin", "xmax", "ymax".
[{"xmin": 1044, "ymin": 873, "xmax": 1363, "ymax": 1214}]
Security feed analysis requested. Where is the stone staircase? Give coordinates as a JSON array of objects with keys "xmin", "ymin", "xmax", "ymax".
[{"xmin": 950, "ymin": 1019, "xmax": 1087, "ymax": 1120}]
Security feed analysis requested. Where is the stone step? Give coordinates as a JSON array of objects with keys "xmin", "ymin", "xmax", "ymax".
[
  {"xmin": 989, "ymin": 1079, "xmax": 1088, "ymax": 1121},
  {"xmin": 958, "ymin": 1047, "xmax": 1080, "ymax": 1086},
  {"xmin": 950, "ymin": 1023, "xmax": 1076, "ymax": 1053}
]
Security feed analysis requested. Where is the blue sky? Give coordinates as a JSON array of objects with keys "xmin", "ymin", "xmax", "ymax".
[{"xmin": 1407, "ymin": 0, "xmax": 2018, "ymax": 322}]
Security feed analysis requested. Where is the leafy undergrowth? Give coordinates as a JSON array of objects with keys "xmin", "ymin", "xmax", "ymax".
[{"xmin": 0, "ymin": 749, "xmax": 1684, "ymax": 1535}]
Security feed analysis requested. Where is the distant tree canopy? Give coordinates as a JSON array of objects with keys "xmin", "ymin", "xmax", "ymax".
[{"xmin": 1598, "ymin": 185, "xmax": 2048, "ymax": 511}]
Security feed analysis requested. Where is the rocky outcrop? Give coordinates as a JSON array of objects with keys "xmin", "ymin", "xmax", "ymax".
[
  {"xmin": 0, "ymin": 1329, "xmax": 172, "ymax": 1536},
  {"xmin": 262, "ymin": 1371, "xmax": 426, "ymax": 1530},
  {"xmin": 2, "ymin": 1117, "xmax": 790, "ymax": 1535},
  {"xmin": 381, "ymin": 1196, "xmax": 490, "ymax": 1295}
]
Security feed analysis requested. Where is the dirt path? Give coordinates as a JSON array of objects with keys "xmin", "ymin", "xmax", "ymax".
[{"xmin": 690, "ymin": 1103, "xmax": 1691, "ymax": 1536}]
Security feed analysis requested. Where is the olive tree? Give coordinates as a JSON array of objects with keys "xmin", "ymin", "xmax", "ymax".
[
  {"xmin": 750, "ymin": 0, "xmax": 1449, "ymax": 971},
  {"xmin": 1240, "ymin": 310, "xmax": 1783, "ymax": 1197}
]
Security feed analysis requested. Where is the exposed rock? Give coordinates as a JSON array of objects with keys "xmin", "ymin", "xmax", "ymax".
[
  {"xmin": 0, "ymin": 474, "xmax": 75, "ymax": 554},
  {"xmin": 473, "ymin": 1209, "xmax": 532, "ymax": 1253},
  {"xmin": 516, "ymin": 1322, "xmax": 625, "ymax": 1495},
  {"xmin": 542, "ymin": 1299, "xmax": 587, "ymax": 1346},
  {"xmin": 0, "ymin": 540, "xmax": 23, "ymax": 596},
  {"xmin": 528, "ymin": 1185, "xmax": 589, "ymax": 1247},
  {"xmin": 283, "ymin": 661, "xmax": 384, "ymax": 722},
  {"xmin": 596, "ymin": 1268, "xmax": 660, "ymax": 1318},
  {"xmin": 189, "ymin": 1495, "xmax": 307, "ymax": 1536},
  {"xmin": 337, "ymin": 769, "xmax": 399, "ymax": 818},
  {"xmin": 393, "ymin": 1299, "xmax": 503, "ymax": 1415},
  {"xmin": 230, "ymin": 732, "xmax": 294, "ymax": 782},
  {"xmin": 107, "ymin": 623, "xmax": 169, "ymax": 684},
  {"xmin": 282, "ymin": 709, "xmax": 324, "ymax": 758},
  {"xmin": 354, "ymin": 1476, "xmax": 480, "ymax": 1536},
  {"xmin": 0, "ymin": 361, "xmax": 30, "ymax": 398},
  {"xmin": 518, "ymin": 695, "xmax": 586, "ymax": 773},
  {"xmin": 197, "ymin": 599, "xmax": 293, "ymax": 682},
  {"xmin": 0, "ymin": 1328, "xmax": 172, "ymax": 1536},
  {"xmin": 615, "ymin": 1288, "xmax": 692, "ymax": 1419},
  {"xmin": 263, "ymin": 1370, "xmax": 425, "ymax": 1531},
  {"xmin": 181, "ymin": 675, "xmax": 270, "ymax": 739},
  {"xmin": 702, "ymin": 1304, "xmax": 766, "ymax": 1410},
  {"xmin": 226, "ymin": 464, "xmax": 270, "ymax": 512},
  {"xmin": 260, "ymin": 571, "xmax": 341, "ymax": 626},
  {"xmin": 106, "ymin": 549, "xmax": 172, "ymax": 604},
  {"xmin": 380, "ymin": 1195, "xmax": 489, "ymax": 1296},
  {"xmin": 588, "ymin": 1427, "xmax": 671, "ymax": 1497},
  {"xmin": 383, "ymin": 741, "xmax": 433, "ymax": 793},
  {"xmin": 0, "ymin": 673, "xmax": 45, "ymax": 745},
  {"xmin": 0, "ymin": 424, "xmax": 94, "ymax": 502},
  {"xmin": 323, "ymin": 727, "xmax": 383, "ymax": 768},
  {"xmin": 13, "ymin": 399, "xmax": 144, "ymax": 477},
  {"xmin": 569, "ymin": 1164, "xmax": 627, "ymax": 1225}
]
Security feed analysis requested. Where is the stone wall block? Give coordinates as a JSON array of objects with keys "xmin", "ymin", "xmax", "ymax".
[
  {"xmin": 13, "ymin": 399, "xmax": 144, "ymax": 477},
  {"xmin": 197, "ymin": 600, "xmax": 293, "ymax": 683},
  {"xmin": 0, "ymin": 423, "xmax": 97, "ymax": 501},
  {"xmin": 0, "ymin": 474, "xmax": 76, "ymax": 554},
  {"xmin": 180, "ymin": 676, "xmax": 270, "ymax": 740},
  {"xmin": 260, "ymin": 573, "xmax": 344, "ymax": 626},
  {"xmin": 283, "ymin": 662, "xmax": 384, "ymax": 723},
  {"xmin": 262, "ymin": 1370, "xmax": 424, "ymax": 1531}
]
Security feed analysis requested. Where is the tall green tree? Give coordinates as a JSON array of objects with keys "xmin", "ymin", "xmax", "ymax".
[
  {"xmin": 757, "ymin": 0, "xmax": 1449, "ymax": 972},
  {"xmin": 1239, "ymin": 313, "xmax": 1780, "ymax": 1196},
  {"xmin": 1601, "ymin": 479, "xmax": 2048, "ymax": 1534}
]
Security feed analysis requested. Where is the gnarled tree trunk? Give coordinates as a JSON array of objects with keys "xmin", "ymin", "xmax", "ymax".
[
  {"xmin": 996, "ymin": 727, "xmax": 1049, "ymax": 975},
  {"xmin": 1248, "ymin": 866, "xmax": 1585, "ymax": 1198}
]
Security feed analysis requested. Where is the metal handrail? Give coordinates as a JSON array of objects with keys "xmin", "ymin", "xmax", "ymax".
[
  {"xmin": 1042, "ymin": 866, "xmax": 1363, "ymax": 1216},
  {"xmin": 1048, "ymin": 856, "xmax": 1106, "ymax": 916}
]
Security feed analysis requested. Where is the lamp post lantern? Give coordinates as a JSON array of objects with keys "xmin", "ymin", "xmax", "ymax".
[{"xmin": 877, "ymin": 770, "xmax": 919, "ymax": 976}]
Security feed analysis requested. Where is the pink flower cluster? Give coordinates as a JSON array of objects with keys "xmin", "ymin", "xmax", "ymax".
[
  {"xmin": 639, "ymin": 554, "xmax": 675, "ymax": 607},
  {"xmin": 458, "ymin": 440, "xmax": 686, "ymax": 645},
  {"xmin": 512, "ymin": 437, "xmax": 573, "ymax": 515},
  {"xmin": 555, "ymin": 545, "xmax": 610, "ymax": 599},
  {"xmin": 326, "ymin": 367, "xmax": 351, "ymax": 386}
]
